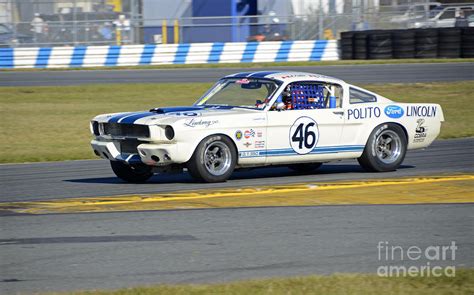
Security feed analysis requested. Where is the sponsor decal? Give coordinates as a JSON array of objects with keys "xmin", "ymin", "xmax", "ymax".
[
  {"xmin": 414, "ymin": 119, "xmax": 428, "ymax": 143},
  {"xmin": 255, "ymin": 140, "xmax": 265, "ymax": 148},
  {"xmin": 256, "ymin": 130, "xmax": 263, "ymax": 138},
  {"xmin": 244, "ymin": 129, "xmax": 256, "ymax": 139},
  {"xmin": 165, "ymin": 112, "xmax": 200, "ymax": 117},
  {"xmin": 235, "ymin": 130, "xmax": 243, "ymax": 140},
  {"xmin": 289, "ymin": 116, "xmax": 319, "ymax": 155},
  {"xmin": 243, "ymin": 142, "xmax": 252, "ymax": 148},
  {"xmin": 347, "ymin": 107, "xmax": 381, "ymax": 120},
  {"xmin": 184, "ymin": 119, "xmax": 218, "ymax": 128},
  {"xmin": 240, "ymin": 151, "xmax": 261, "ymax": 157},
  {"xmin": 406, "ymin": 105, "xmax": 437, "ymax": 118},
  {"xmin": 384, "ymin": 105, "xmax": 404, "ymax": 119},
  {"xmin": 236, "ymin": 78, "xmax": 250, "ymax": 84}
]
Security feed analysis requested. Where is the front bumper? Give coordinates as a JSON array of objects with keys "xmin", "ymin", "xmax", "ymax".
[{"xmin": 91, "ymin": 139, "xmax": 179, "ymax": 166}]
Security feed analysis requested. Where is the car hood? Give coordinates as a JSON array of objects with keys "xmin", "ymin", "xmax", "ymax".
[{"xmin": 93, "ymin": 106, "xmax": 261, "ymax": 126}]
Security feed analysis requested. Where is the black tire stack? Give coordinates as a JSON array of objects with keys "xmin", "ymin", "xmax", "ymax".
[
  {"xmin": 462, "ymin": 27, "xmax": 474, "ymax": 58},
  {"xmin": 392, "ymin": 29, "xmax": 415, "ymax": 59},
  {"xmin": 340, "ymin": 31, "xmax": 354, "ymax": 60},
  {"xmin": 368, "ymin": 31, "xmax": 392, "ymax": 59},
  {"xmin": 415, "ymin": 29, "xmax": 438, "ymax": 58},
  {"xmin": 438, "ymin": 28, "xmax": 462, "ymax": 58},
  {"xmin": 339, "ymin": 28, "xmax": 472, "ymax": 60},
  {"xmin": 353, "ymin": 32, "xmax": 368, "ymax": 60}
]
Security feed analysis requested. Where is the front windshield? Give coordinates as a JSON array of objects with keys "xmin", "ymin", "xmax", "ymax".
[{"xmin": 195, "ymin": 78, "xmax": 280, "ymax": 110}]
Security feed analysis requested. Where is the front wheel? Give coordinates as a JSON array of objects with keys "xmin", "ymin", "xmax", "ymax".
[
  {"xmin": 187, "ymin": 135, "xmax": 237, "ymax": 183},
  {"xmin": 110, "ymin": 161, "xmax": 153, "ymax": 183},
  {"xmin": 358, "ymin": 123, "xmax": 407, "ymax": 172}
]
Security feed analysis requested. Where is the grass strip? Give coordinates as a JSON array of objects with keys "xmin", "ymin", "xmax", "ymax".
[{"xmin": 52, "ymin": 269, "xmax": 474, "ymax": 295}]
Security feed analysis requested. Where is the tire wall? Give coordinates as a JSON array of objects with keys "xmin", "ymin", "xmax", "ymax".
[{"xmin": 340, "ymin": 28, "xmax": 474, "ymax": 59}]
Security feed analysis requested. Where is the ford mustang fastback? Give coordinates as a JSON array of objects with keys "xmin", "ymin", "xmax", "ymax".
[{"xmin": 90, "ymin": 71, "xmax": 444, "ymax": 183}]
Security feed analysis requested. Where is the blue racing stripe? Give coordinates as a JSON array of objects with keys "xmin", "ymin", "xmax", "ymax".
[
  {"xmin": 35, "ymin": 47, "xmax": 52, "ymax": 68},
  {"xmin": 139, "ymin": 44, "xmax": 156, "ymax": 65},
  {"xmin": 309, "ymin": 40, "xmax": 328, "ymax": 61},
  {"xmin": 173, "ymin": 44, "xmax": 191, "ymax": 64},
  {"xmin": 108, "ymin": 113, "xmax": 134, "ymax": 123},
  {"xmin": 275, "ymin": 41, "xmax": 293, "ymax": 62},
  {"xmin": 69, "ymin": 46, "xmax": 87, "ymax": 67},
  {"xmin": 105, "ymin": 45, "xmax": 121, "ymax": 66},
  {"xmin": 207, "ymin": 43, "xmax": 225, "ymax": 63},
  {"xmin": 239, "ymin": 145, "xmax": 364, "ymax": 158},
  {"xmin": 249, "ymin": 71, "xmax": 281, "ymax": 78},
  {"xmin": 0, "ymin": 48, "xmax": 14, "ymax": 68},
  {"xmin": 118, "ymin": 112, "xmax": 156, "ymax": 124},
  {"xmin": 241, "ymin": 42, "xmax": 259, "ymax": 63},
  {"xmin": 232, "ymin": 72, "xmax": 255, "ymax": 78}
]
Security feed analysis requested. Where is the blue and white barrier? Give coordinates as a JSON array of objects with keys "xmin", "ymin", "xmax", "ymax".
[{"xmin": 0, "ymin": 40, "xmax": 339, "ymax": 69}]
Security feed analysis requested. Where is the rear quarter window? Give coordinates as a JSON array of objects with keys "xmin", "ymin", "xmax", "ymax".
[{"xmin": 349, "ymin": 88, "xmax": 377, "ymax": 104}]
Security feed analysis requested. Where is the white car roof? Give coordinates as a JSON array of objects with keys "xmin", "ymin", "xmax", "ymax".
[{"xmin": 225, "ymin": 71, "xmax": 346, "ymax": 84}]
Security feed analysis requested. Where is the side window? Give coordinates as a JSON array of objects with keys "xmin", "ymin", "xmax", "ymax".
[
  {"xmin": 272, "ymin": 82, "xmax": 343, "ymax": 110},
  {"xmin": 439, "ymin": 9, "xmax": 455, "ymax": 19},
  {"xmin": 349, "ymin": 88, "xmax": 377, "ymax": 104}
]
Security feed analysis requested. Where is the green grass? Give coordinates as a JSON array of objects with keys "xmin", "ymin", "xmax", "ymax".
[
  {"xmin": 54, "ymin": 269, "xmax": 474, "ymax": 295},
  {"xmin": 2, "ymin": 58, "xmax": 474, "ymax": 72},
  {"xmin": 0, "ymin": 81, "xmax": 473, "ymax": 163}
]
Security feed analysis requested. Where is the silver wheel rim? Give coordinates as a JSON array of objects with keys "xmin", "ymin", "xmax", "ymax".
[
  {"xmin": 374, "ymin": 130, "xmax": 402, "ymax": 164},
  {"xmin": 204, "ymin": 141, "xmax": 232, "ymax": 176}
]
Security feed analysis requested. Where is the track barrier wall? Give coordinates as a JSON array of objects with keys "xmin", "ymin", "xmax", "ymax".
[
  {"xmin": 0, "ymin": 40, "xmax": 339, "ymax": 69},
  {"xmin": 340, "ymin": 28, "xmax": 474, "ymax": 60}
]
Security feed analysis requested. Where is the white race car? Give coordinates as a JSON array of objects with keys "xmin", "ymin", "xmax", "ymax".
[{"xmin": 90, "ymin": 71, "xmax": 444, "ymax": 183}]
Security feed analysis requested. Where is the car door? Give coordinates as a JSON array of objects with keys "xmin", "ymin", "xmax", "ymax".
[{"xmin": 265, "ymin": 81, "xmax": 345, "ymax": 164}]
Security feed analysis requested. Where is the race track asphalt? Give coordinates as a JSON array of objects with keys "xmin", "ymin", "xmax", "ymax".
[
  {"xmin": 1, "ymin": 62, "xmax": 473, "ymax": 86},
  {"xmin": 1, "ymin": 138, "xmax": 473, "ymax": 202},
  {"xmin": 0, "ymin": 138, "xmax": 473, "ymax": 293}
]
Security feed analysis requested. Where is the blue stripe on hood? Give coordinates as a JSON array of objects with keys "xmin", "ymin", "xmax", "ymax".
[{"xmin": 108, "ymin": 106, "xmax": 206, "ymax": 124}]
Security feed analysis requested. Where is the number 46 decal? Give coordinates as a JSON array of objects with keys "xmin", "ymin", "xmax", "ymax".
[{"xmin": 290, "ymin": 117, "xmax": 319, "ymax": 154}]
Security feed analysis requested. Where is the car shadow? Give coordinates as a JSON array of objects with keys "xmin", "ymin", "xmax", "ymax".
[{"xmin": 65, "ymin": 164, "xmax": 415, "ymax": 185}]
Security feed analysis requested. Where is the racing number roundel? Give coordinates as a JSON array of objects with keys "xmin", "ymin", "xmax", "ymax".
[{"xmin": 289, "ymin": 117, "xmax": 319, "ymax": 155}]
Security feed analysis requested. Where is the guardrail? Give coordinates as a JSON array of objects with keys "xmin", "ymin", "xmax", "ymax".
[{"xmin": 0, "ymin": 40, "xmax": 338, "ymax": 69}]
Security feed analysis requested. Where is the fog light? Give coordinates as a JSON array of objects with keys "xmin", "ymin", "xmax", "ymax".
[
  {"xmin": 151, "ymin": 155, "xmax": 160, "ymax": 162},
  {"xmin": 165, "ymin": 125, "xmax": 175, "ymax": 140}
]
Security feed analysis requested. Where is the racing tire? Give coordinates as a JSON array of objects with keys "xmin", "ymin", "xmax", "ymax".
[
  {"xmin": 288, "ymin": 163, "xmax": 322, "ymax": 173},
  {"xmin": 187, "ymin": 135, "xmax": 237, "ymax": 183},
  {"xmin": 110, "ymin": 161, "xmax": 153, "ymax": 183},
  {"xmin": 358, "ymin": 123, "xmax": 407, "ymax": 172}
]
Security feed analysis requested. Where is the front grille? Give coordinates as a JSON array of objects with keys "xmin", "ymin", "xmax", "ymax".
[
  {"xmin": 120, "ymin": 139, "xmax": 145, "ymax": 154},
  {"xmin": 102, "ymin": 123, "xmax": 150, "ymax": 138}
]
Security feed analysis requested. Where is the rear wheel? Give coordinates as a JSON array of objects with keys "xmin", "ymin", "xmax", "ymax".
[
  {"xmin": 288, "ymin": 163, "xmax": 322, "ymax": 173},
  {"xmin": 358, "ymin": 123, "xmax": 407, "ymax": 172},
  {"xmin": 110, "ymin": 161, "xmax": 153, "ymax": 183},
  {"xmin": 187, "ymin": 135, "xmax": 237, "ymax": 183}
]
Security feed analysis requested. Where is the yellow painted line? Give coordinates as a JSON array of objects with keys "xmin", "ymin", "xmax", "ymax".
[{"xmin": 1, "ymin": 175, "xmax": 473, "ymax": 214}]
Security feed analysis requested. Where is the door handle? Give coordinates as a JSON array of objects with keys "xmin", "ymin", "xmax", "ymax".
[{"xmin": 333, "ymin": 111, "xmax": 344, "ymax": 115}]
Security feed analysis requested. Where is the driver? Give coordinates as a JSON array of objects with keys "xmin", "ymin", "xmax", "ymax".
[{"xmin": 282, "ymin": 85, "xmax": 293, "ymax": 110}]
